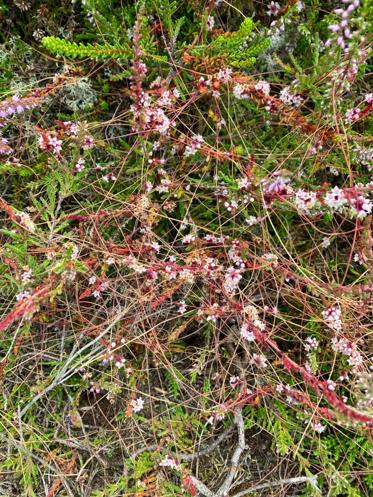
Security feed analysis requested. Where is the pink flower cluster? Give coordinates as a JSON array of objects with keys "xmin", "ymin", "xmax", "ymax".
[
  {"xmin": 322, "ymin": 307, "xmax": 342, "ymax": 332},
  {"xmin": 101, "ymin": 338, "xmax": 127, "ymax": 368},
  {"xmin": 345, "ymin": 107, "xmax": 361, "ymax": 123},
  {"xmin": 159, "ymin": 454, "xmax": 179, "ymax": 470},
  {"xmin": 279, "ymin": 87, "xmax": 303, "ymax": 107},
  {"xmin": 130, "ymin": 70, "xmax": 178, "ymax": 136},
  {"xmin": 0, "ymin": 94, "xmax": 45, "ymax": 156},
  {"xmin": 184, "ymin": 134, "xmax": 204, "ymax": 157},
  {"xmin": 0, "ymin": 137, "xmax": 13, "ymax": 155},
  {"xmin": 267, "ymin": 1, "xmax": 281, "ymax": 16},
  {"xmin": 295, "ymin": 189, "xmax": 318, "ymax": 213},
  {"xmin": 305, "ymin": 337, "xmax": 319, "ymax": 352},
  {"xmin": 293, "ymin": 186, "xmax": 372, "ymax": 219},
  {"xmin": 331, "ymin": 336, "xmax": 363, "ymax": 372},
  {"xmin": 328, "ymin": 0, "xmax": 360, "ymax": 50},
  {"xmin": 0, "ymin": 94, "xmax": 40, "ymax": 120},
  {"xmin": 38, "ymin": 132, "xmax": 62, "ymax": 154}
]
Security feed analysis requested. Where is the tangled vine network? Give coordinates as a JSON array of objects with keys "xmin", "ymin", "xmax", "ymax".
[{"xmin": 0, "ymin": 1, "xmax": 372, "ymax": 496}]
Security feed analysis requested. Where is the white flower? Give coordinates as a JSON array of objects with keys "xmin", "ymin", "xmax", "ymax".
[
  {"xmin": 353, "ymin": 252, "xmax": 363, "ymax": 264},
  {"xmin": 345, "ymin": 108, "xmax": 361, "ymax": 123},
  {"xmin": 182, "ymin": 234, "xmax": 196, "ymax": 244},
  {"xmin": 321, "ymin": 237, "xmax": 331, "ymax": 249},
  {"xmin": 159, "ymin": 455, "xmax": 179, "ymax": 470},
  {"xmin": 130, "ymin": 397, "xmax": 144, "ymax": 413},
  {"xmin": 21, "ymin": 268, "xmax": 32, "ymax": 283},
  {"xmin": 240, "ymin": 322, "xmax": 255, "ymax": 341},
  {"xmin": 267, "ymin": 1, "xmax": 281, "ymax": 16},
  {"xmin": 178, "ymin": 300, "xmax": 187, "ymax": 314},
  {"xmin": 311, "ymin": 420, "xmax": 326, "ymax": 433},
  {"xmin": 305, "ymin": 337, "xmax": 319, "ymax": 352},
  {"xmin": 250, "ymin": 353, "xmax": 268, "ymax": 368},
  {"xmin": 245, "ymin": 216, "xmax": 258, "ymax": 226},
  {"xmin": 254, "ymin": 80, "xmax": 271, "ymax": 96},
  {"xmin": 295, "ymin": 189, "xmax": 317, "ymax": 213},
  {"xmin": 324, "ymin": 186, "xmax": 347, "ymax": 212},
  {"xmin": 207, "ymin": 15, "xmax": 215, "ymax": 31},
  {"xmin": 233, "ymin": 83, "xmax": 247, "ymax": 99},
  {"xmin": 229, "ymin": 375, "xmax": 240, "ymax": 387},
  {"xmin": 276, "ymin": 383, "xmax": 285, "ymax": 393},
  {"xmin": 18, "ymin": 212, "xmax": 35, "ymax": 233},
  {"xmin": 16, "ymin": 290, "xmax": 31, "ymax": 301},
  {"xmin": 238, "ymin": 177, "xmax": 251, "ymax": 189},
  {"xmin": 279, "ymin": 87, "xmax": 303, "ymax": 106},
  {"xmin": 296, "ymin": 1, "xmax": 304, "ymax": 12},
  {"xmin": 150, "ymin": 242, "xmax": 160, "ymax": 252},
  {"xmin": 216, "ymin": 67, "xmax": 232, "ymax": 83}
]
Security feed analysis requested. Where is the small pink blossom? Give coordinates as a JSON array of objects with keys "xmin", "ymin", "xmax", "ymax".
[
  {"xmin": 254, "ymin": 80, "xmax": 271, "ymax": 96},
  {"xmin": 81, "ymin": 135, "xmax": 95, "ymax": 149},
  {"xmin": 267, "ymin": 1, "xmax": 281, "ymax": 16},
  {"xmin": 240, "ymin": 322, "xmax": 255, "ymax": 342},
  {"xmin": 250, "ymin": 353, "xmax": 268, "ymax": 368},
  {"xmin": 295, "ymin": 189, "xmax": 317, "ymax": 213},
  {"xmin": 322, "ymin": 307, "xmax": 342, "ymax": 332},
  {"xmin": 345, "ymin": 108, "xmax": 361, "ymax": 123},
  {"xmin": 130, "ymin": 397, "xmax": 144, "ymax": 413},
  {"xmin": 159, "ymin": 455, "xmax": 179, "ymax": 470}
]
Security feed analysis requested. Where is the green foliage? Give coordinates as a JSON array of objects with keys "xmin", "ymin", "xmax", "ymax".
[
  {"xmin": 41, "ymin": 36, "xmax": 130, "ymax": 60},
  {"xmin": 211, "ymin": 18, "xmax": 271, "ymax": 68},
  {"xmin": 189, "ymin": 17, "xmax": 270, "ymax": 69}
]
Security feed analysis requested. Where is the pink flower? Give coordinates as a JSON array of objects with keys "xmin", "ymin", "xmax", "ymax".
[
  {"xmin": 305, "ymin": 337, "xmax": 319, "ymax": 352},
  {"xmin": 81, "ymin": 135, "xmax": 95, "ymax": 149},
  {"xmin": 75, "ymin": 158, "xmax": 85, "ymax": 172},
  {"xmin": 207, "ymin": 15, "xmax": 215, "ymax": 31},
  {"xmin": 295, "ymin": 189, "xmax": 317, "ymax": 213},
  {"xmin": 267, "ymin": 1, "xmax": 281, "ymax": 16},
  {"xmin": 322, "ymin": 307, "xmax": 342, "ymax": 332},
  {"xmin": 345, "ymin": 108, "xmax": 361, "ymax": 123},
  {"xmin": 159, "ymin": 455, "xmax": 179, "ymax": 470},
  {"xmin": 130, "ymin": 397, "xmax": 144, "ymax": 413},
  {"xmin": 254, "ymin": 80, "xmax": 271, "ymax": 96},
  {"xmin": 349, "ymin": 195, "xmax": 372, "ymax": 219},
  {"xmin": 38, "ymin": 132, "xmax": 62, "ymax": 154},
  {"xmin": 250, "ymin": 353, "xmax": 268, "ymax": 368},
  {"xmin": 224, "ymin": 267, "xmax": 242, "ymax": 293},
  {"xmin": 324, "ymin": 186, "xmax": 347, "ymax": 212},
  {"xmin": 240, "ymin": 322, "xmax": 255, "ymax": 342}
]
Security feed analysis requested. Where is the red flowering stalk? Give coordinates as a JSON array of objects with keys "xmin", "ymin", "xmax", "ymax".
[
  {"xmin": 0, "ymin": 283, "xmax": 53, "ymax": 333},
  {"xmin": 225, "ymin": 385, "xmax": 335, "ymax": 421},
  {"xmin": 230, "ymin": 74, "xmax": 338, "ymax": 146},
  {"xmin": 79, "ymin": 277, "xmax": 108, "ymax": 300},
  {"xmin": 250, "ymin": 324, "xmax": 373, "ymax": 425},
  {"xmin": 0, "ymin": 196, "xmax": 19, "ymax": 223},
  {"xmin": 108, "ymin": 242, "xmax": 154, "ymax": 256},
  {"xmin": 62, "ymin": 208, "xmax": 131, "ymax": 222},
  {"xmin": 150, "ymin": 280, "xmax": 184, "ymax": 309},
  {"xmin": 0, "ymin": 74, "xmax": 68, "ymax": 122}
]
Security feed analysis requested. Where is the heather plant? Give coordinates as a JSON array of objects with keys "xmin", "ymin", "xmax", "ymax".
[{"xmin": 0, "ymin": 1, "xmax": 372, "ymax": 497}]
